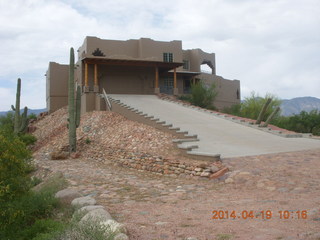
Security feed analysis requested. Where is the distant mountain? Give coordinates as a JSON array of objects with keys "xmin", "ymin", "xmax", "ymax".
[
  {"xmin": 280, "ymin": 97, "xmax": 320, "ymax": 116},
  {"xmin": 0, "ymin": 108, "xmax": 47, "ymax": 116}
]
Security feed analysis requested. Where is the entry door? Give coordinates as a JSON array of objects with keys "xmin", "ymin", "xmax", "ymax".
[{"xmin": 160, "ymin": 77, "xmax": 174, "ymax": 94}]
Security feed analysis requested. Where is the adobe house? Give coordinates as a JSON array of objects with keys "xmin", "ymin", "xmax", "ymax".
[{"xmin": 46, "ymin": 36, "xmax": 240, "ymax": 113}]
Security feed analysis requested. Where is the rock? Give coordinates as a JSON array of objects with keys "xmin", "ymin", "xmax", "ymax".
[
  {"xmin": 209, "ymin": 167, "xmax": 229, "ymax": 179},
  {"xmin": 114, "ymin": 233, "xmax": 129, "ymax": 240},
  {"xmin": 197, "ymin": 163, "xmax": 208, "ymax": 168},
  {"xmin": 210, "ymin": 165, "xmax": 219, "ymax": 173},
  {"xmin": 225, "ymin": 178, "xmax": 234, "ymax": 184},
  {"xmin": 70, "ymin": 152, "xmax": 81, "ymax": 159},
  {"xmin": 155, "ymin": 221, "xmax": 168, "ymax": 225},
  {"xmin": 55, "ymin": 188, "xmax": 82, "ymax": 204},
  {"xmin": 277, "ymin": 187, "xmax": 289, "ymax": 192},
  {"xmin": 51, "ymin": 151, "xmax": 69, "ymax": 160},
  {"xmin": 185, "ymin": 238, "xmax": 198, "ymax": 240},
  {"xmin": 266, "ymin": 186, "xmax": 276, "ymax": 191},
  {"xmin": 194, "ymin": 168, "xmax": 202, "ymax": 172},
  {"xmin": 200, "ymin": 172, "xmax": 210, "ymax": 177},
  {"xmin": 100, "ymin": 219, "xmax": 127, "ymax": 234},
  {"xmin": 257, "ymin": 183, "xmax": 265, "ymax": 188},
  {"xmin": 71, "ymin": 196, "xmax": 96, "ymax": 207},
  {"xmin": 80, "ymin": 208, "xmax": 113, "ymax": 224},
  {"xmin": 77, "ymin": 205, "xmax": 104, "ymax": 214}
]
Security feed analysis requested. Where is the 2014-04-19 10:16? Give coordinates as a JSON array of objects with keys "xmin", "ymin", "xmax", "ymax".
[{"xmin": 212, "ymin": 210, "xmax": 308, "ymax": 220}]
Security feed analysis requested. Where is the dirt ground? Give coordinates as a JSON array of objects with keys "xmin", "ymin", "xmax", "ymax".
[
  {"xmin": 34, "ymin": 148, "xmax": 320, "ymax": 240},
  {"xmin": 31, "ymin": 109, "xmax": 320, "ymax": 240}
]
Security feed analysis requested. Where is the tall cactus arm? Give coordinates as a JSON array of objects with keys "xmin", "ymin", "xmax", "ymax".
[
  {"xmin": 256, "ymin": 98, "xmax": 272, "ymax": 125},
  {"xmin": 19, "ymin": 107, "xmax": 29, "ymax": 133},
  {"xmin": 13, "ymin": 78, "xmax": 21, "ymax": 134},
  {"xmin": 68, "ymin": 47, "xmax": 77, "ymax": 152},
  {"xmin": 75, "ymin": 85, "xmax": 81, "ymax": 128},
  {"xmin": 260, "ymin": 107, "xmax": 280, "ymax": 127}
]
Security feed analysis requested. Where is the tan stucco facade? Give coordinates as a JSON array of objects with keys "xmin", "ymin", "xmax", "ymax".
[
  {"xmin": 46, "ymin": 36, "xmax": 240, "ymax": 113},
  {"xmin": 46, "ymin": 62, "xmax": 69, "ymax": 113}
]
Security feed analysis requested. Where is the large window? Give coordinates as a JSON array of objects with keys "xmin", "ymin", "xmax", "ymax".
[{"xmin": 163, "ymin": 53, "xmax": 173, "ymax": 62}]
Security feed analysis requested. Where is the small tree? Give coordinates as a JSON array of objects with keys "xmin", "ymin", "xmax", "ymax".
[{"xmin": 190, "ymin": 82, "xmax": 217, "ymax": 109}]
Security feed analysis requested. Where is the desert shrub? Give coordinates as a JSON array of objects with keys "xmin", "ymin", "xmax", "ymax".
[
  {"xmin": 55, "ymin": 218, "xmax": 117, "ymax": 240},
  {"xmin": 0, "ymin": 175, "xmax": 66, "ymax": 239},
  {"xmin": 190, "ymin": 82, "xmax": 217, "ymax": 109},
  {"xmin": 28, "ymin": 113, "xmax": 37, "ymax": 120},
  {"xmin": 178, "ymin": 95, "xmax": 192, "ymax": 102},
  {"xmin": 273, "ymin": 110, "xmax": 320, "ymax": 135},
  {"xmin": 0, "ymin": 134, "xmax": 32, "ymax": 201},
  {"xmin": 19, "ymin": 133, "xmax": 37, "ymax": 146},
  {"xmin": 20, "ymin": 219, "xmax": 65, "ymax": 240},
  {"xmin": 240, "ymin": 92, "xmax": 281, "ymax": 120},
  {"xmin": 0, "ymin": 112, "xmax": 14, "ymax": 135},
  {"xmin": 222, "ymin": 104, "xmax": 242, "ymax": 116}
]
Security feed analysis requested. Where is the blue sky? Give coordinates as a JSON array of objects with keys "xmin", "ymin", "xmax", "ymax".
[{"xmin": 0, "ymin": 0, "xmax": 319, "ymax": 111}]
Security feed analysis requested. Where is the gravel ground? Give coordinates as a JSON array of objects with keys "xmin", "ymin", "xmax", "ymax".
[{"xmin": 32, "ymin": 109, "xmax": 320, "ymax": 240}]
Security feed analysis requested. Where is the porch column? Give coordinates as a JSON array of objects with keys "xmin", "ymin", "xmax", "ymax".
[
  {"xmin": 154, "ymin": 66, "xmax": 160, "ymax": 94},
  {"xmin": 84, "ymin": 62, "xmax": 89, "ymax": 92},
  {"xmin": 93, "ymin": 64, "xmax": 99, "ymax": 93},
  {"xmin": 173, "ymin": 67, "xmax": 178, "ymax": 95}
]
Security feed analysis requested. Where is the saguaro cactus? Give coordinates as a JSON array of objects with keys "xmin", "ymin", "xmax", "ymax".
[
  {"xmin": 260, "ymin": 107, "xmax": 280, "ymax": 127},
  {"xmin": 68, "ymin": 48, "xmax": 81, "ymax": 152},
  {"xmin": 11, "ymin": 78, "xmax": 29, "ymax": 134},
  {"xmin": 256, "ymin": 98, "xmax": 272, "ymax": 125}
]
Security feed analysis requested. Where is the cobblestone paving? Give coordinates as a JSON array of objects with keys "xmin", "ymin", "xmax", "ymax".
[{"xmin": 34, "ymin": 149, "xmax": 320, "ymax": 240}]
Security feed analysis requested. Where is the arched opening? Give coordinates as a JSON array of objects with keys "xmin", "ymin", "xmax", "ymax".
[{"xmin": 201, "ymin": 60, "xmax": 215, "ymax": 74}]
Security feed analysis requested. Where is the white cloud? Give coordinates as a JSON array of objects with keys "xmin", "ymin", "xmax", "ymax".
[{"xmin": 0, "ymin": 0, "xmax": 319, "ymax": 111}]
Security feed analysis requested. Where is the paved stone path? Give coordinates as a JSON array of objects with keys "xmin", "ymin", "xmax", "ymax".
[{"xmin": 34, "ymin": 149, "xmax": 320, "ymax": 240}]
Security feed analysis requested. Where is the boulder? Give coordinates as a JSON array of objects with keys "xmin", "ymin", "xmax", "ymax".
[
  {"xmin": 100, "ymin": 219, "xmax": 127, "ymax": 234},
  {"xmin": 55, "ymin": 188, "xmax": 82, "ymax": 204},
  {"xmin": 80, "ymin": 208, "xmax": 113, "ymax": 224},
  {"xmin": 114, "ymin": 233, "xmax": 129, "ymax": 240},
  {"xmin": 71, "ymin": 196, "xmax": 96, "ymax": 207}
]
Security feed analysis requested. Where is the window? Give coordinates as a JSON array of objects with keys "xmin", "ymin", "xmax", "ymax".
[
  {"xmin": 183, "ymin": 60, "xmax": 189, "ymax": 70},
  {"xmin": 164, "ymin": 77, "xmax": 174, "ymax": 87},
  {"xmin": 163, "ymin": 53, "xmax": 173, "ymax": 62}
]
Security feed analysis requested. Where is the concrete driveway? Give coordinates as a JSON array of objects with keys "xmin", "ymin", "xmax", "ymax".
[{"xmin": 109, "ymin": 94, "xmax": 320, "ymax": 158}]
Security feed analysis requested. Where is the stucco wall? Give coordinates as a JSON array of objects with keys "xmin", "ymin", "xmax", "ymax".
[
  {"xmin": 183, "ymin": 49, "xmax": 216, "ymax": 74},
  {"xmin": 46, "ymin": 62, "xmax": 68, "ymax": 113},
  {"xmin": 79, "ymin": 37, "xmax": 183, "ymax": 63},
  {"xmin": 98, "ymin": 65, "xmax": 155, "ymax": 94},
  {"xmin": 138, "ymin": 38, "xmax": 183, "ymax": 62},
  {"xmin": 201, "ymin": 73, "xmax": 240, "ymax": 109}
]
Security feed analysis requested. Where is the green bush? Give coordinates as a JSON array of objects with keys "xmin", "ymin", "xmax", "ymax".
[
  {"xmin": 222, "ymin": 104, "xmax": 242, "ymax": 116},
  {"xmin": 240, "ymin": 92, "xmax": 281, "ymax": 120},
  {"xmin": 0, "ymin": 177, "xmax": 64, "ymax": 239},
  {"xmin": 190, "ymin": 82, "xmax": 217, "ymax": 108},
  {"xmin": 0, "ymin": 134, "xmax": 32, "ymax": 201},
  {"xmin": 28, "ymin": 113, "xmax": 37, "ymax": 120},
  {"xmin": 0, "ymin": 112, "xmax": 14, "ymax": 135},
  {"xmin": 272, "ymin": 110, "xmax": 320, "ymax": 135},
  {"xmin": 178, "ymin": 95, "xmax": 192, "ymax": 102},
  {"xmin": 19, "ymin": 133, "xmax": 37, "ymax": 146},
  {"xmin": 21, "ymin": 219, "xmax": 65, "ymax": 240}
]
